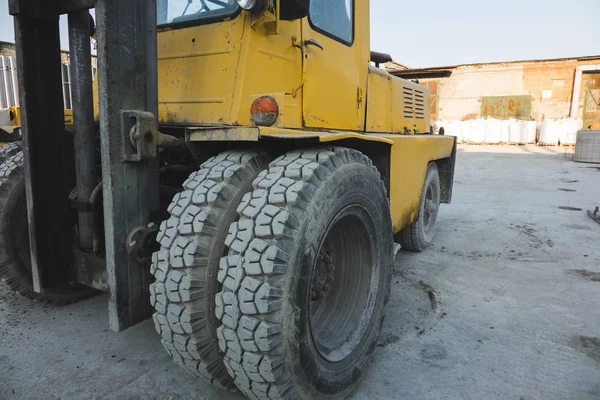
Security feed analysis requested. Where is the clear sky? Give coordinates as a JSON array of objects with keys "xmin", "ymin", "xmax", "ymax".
[{"xmin": 1, "ymin": 0, "xmax": 599, "ymax": 68}]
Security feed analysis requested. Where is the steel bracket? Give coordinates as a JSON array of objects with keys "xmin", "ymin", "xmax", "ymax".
[
  {"xmin": 126, "ymin": 222, "xmax": 159, "ymax": 264},
  {"xmin": 121, "ymin": 110, "xmax": 158, "ymax": 162}
]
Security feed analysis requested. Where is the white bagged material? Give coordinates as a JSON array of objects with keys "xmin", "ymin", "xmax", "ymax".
[
  {"xmin": 525, "ymin": 121, "xmax": 537, "ymax": 143},
  {"xmin": 485, "ymin": 118, "xmax": 502, "ymax": 144},
  {"xmin": 0, "ymin": 108, "xmax": 11, "ymax": 127},
  {"xmin": 508, "ymin": 120, "xmax": 537, "ymax": 144},
  {"xmin": 538, "ymin": 119, "xmax": 560, "ymax": 146},
  {"xmin": 446, "ymin": 120, "xmax": 463, "ymax": 143},
  {"xmin": 508, "ymin": 120, "xmax": 525, "ymax": 144},
  {"xmin": 559, "ymin": 118, "xmax": 581, "ymax": 146},
  {"xmin": 461, "ymin": 120, "xmax": 473, "ymax": 143},
  {"xmin": 501, "ymin": 119, "xmax": 511, "ymax": 143},
  {"xmin": 470, "ymin": 119, "xmax": 486, "ymax": 144}
]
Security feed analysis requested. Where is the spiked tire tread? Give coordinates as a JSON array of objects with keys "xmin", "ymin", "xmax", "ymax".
[
  {"xmin": 216, "ymin": 147, "xmax": 393, "ymax": 400},
  {"xmin": 0, "ymin": 142, "xmax": 21, "ymax": 166},
  {"xmin": 0, "ymin": 151, "xmax": 93, "ymax": 305},
  {"xmin": 150, "ymin": 150, "xmax": 270, "ymax": 390}
]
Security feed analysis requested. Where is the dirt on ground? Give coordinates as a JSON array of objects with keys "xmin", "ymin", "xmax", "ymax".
[{"xmin": 1, "ymin": 145, "xmax": 599, "ymax": 400}]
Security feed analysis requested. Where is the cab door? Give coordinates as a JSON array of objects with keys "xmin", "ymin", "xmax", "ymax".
[{"xmin": 301, "ymin": 0, "xmax": 368, "ymax": 131}]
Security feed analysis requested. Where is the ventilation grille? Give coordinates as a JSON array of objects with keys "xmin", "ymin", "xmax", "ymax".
[{"xmin": 403, "ymin": 86, "xmax": 425, "ymax": 120}]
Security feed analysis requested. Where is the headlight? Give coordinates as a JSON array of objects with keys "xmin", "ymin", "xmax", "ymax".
[
  {"xmin": 235, "ymin": 0, "xmax": 266, "ymax": 11},
  {"xmin": 251, "ymin": 96, "xmax": 279, "ymax": 126}
]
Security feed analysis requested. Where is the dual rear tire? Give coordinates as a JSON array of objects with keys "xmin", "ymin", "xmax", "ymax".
[
  {"xmin": 152, "ymin": 148, "xmax": 443, "ymax": 399},
  {"xmin": 151, "ymin": 147, "xmax": 395, "ymax": 398}
]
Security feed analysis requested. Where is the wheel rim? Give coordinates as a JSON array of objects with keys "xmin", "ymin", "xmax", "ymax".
[
  {"xmin": 309, "ymin": 204, "xmax": 379, "ymax": 363},
  {"xmin": 422, "ymin": 181, "xmax": 439, "ymax": 242}
]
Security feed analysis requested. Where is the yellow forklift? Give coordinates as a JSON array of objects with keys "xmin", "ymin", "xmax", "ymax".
[{"xmin": 4, "ymin": 0, "xmax": 455, "ymax": 398}]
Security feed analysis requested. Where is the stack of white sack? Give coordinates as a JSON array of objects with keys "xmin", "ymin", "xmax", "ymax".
[
  {"xmin": 433, "ymin": 118, "xmax": 543, "ymax": 145},
  {"xmin": 501, "ymin": 120, "xmax": 511, "ymax": 143},
  {"xmin": 508, "ymin": 120, "xmax": 537, "ymax": 144},
  {"xmin": 0, "ymin": 108, "xmax": 11, "ymax": 127},
  {"xmin": 558, "ymin": 118, "xmax": 582, "ymax": 146},
  {"xmin": 461, "ymin": 120, "xmax": 472, "ymax": 143},
  {"xmin": 446, "ymin": 120, "xmax": 463, "ymax": 142},
  {"xmin": 433, "ymin": 118, "xmax": 506, "ymax": 144},
  {"xmin": 538, "ymin": 119, "xmax": 560, "ymax": 145},
  {"xmin": 470, "ymin": 119, "xmax": 486, "ymax": 144},
  {"xmin": 484, "ymin": 118, "xmax": 502, "ymax": 144},
  {"xmin": 538, "ymin": 118, "xmax": 583, "ymax": 146}
]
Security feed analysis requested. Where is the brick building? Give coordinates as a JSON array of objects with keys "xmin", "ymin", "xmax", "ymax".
[{"xmin": 387, "ymin": 56, "xmax": 600, "ymax": 129}]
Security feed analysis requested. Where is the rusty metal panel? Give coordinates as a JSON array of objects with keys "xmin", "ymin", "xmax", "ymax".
[
  {"xmin": 582, "ymin": 73, "xmax": 600, "ymax": 130},
  {"xmin": 481, "ymin": 95, "xmax": 532, "ymax": 120}
]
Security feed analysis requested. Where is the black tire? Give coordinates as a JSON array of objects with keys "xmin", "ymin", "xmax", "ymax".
[
  {"xmin": 0, "ymin": 152, "xmax": 94, "ymax": 305},
  {"xmin": 398, "ymin": 163, "xmax": 441, "ymax": 252},
  {"xmin": 216, "ymin": 147, "xmax": 394, "ymax": 399},
  {"xmin": 0, "ymin": 142, "xmax": 22, "ymax": 165},
  {"xmin": 150, "ymin": 150, "xmax": 270, "ymax": 390}
]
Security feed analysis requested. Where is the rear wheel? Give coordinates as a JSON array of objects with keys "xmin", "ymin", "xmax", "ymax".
[
  {"xmin": 0, "ymin": 152, "xmax": 93, "ymax": 305},
  {"xmin": 216, "ymin": 147, "xmax": 393, "ymax": 399},
  {"xmin": 398, "ymin": 163, "xmax": 441, "ymax": 252},
  {"xmin": 150, "ymin": 150, "xmax": 270, "ymax": 389}
]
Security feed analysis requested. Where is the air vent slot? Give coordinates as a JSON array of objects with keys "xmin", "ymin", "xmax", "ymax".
[{"xmin": 403, "ymin": 86, "xmax": 425, "ymax": 120}]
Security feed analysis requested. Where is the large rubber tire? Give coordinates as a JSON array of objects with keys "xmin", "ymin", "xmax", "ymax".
[
  {"xmin": 0, "ymin": 152, "xmax": 93, "ymax": 305},
  {"xmin": 216, "ymin": 147, "xmax": 394, "ymax": 399},
  {"xmin": 0, "ymin": 142, "xmax": 22, "ymax": 165},
  {"xmin": 398, "ymin": 162, "xmax": 441, "ymax": 252},
  {"xmin": 150, "ymin": 150, "xmax": 270, "ymax": 390}
]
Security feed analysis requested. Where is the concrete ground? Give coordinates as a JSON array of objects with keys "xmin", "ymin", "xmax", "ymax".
[{"xmin": 1, "ymin": 145, "xmax": 599, "ymax": 400}]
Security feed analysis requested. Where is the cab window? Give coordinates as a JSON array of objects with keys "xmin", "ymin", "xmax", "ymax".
[
  {"xmin": 157, "ymin": 0, "xmax": 239, "ymax": 27},
  {"xmin": 309, "ymin": 0, "xmax": 354, "ymax": 45}
]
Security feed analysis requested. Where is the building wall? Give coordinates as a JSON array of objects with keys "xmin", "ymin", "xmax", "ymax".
[
  {"xmin": 0, "ymin": 41, "xmax": 97, "ymax": 68},
  {"xmin": 423, "ymin": 58, "xmax": 600, "ymax": 122}
]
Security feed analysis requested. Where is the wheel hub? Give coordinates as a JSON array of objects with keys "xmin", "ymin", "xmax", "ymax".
[{"xmin": 311, "ymin": 250, "xmax": 334, "ymax": 301}]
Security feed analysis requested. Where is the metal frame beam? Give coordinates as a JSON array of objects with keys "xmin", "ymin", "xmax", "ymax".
[
  {"xmin": 9, "ymin": 0, "xmax": 95, "ymax": 18},
  {"xmin": 96, "ymin": 0, "xmax": 158, "ymax": 331},
  {"xmin": 68, "ymin": 9, "xmax": 96, "ymax": 250},
  {"xmin": 11, "ymin": 9, "xmax": 74, "ymax": 292}
]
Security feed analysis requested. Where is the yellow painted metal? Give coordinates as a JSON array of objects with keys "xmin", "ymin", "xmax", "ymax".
[
  {"xmin": 155, "ymin": 3, "xmax": 433, "ymax": 138},
  {"xmin": 366, "ymin": 66, "xmax": 431, "ymax": 134},
  {"xmin": 300, "ymin": 0, "xmax": 370, "ymax": 131},
  {"xmin": 259, "ymin": 126, "xmax": 394, "ymax": 145},
  {"xmin": 157, "ymin": 11, "xmax": 303, "ymax": 128},
  {"xmin": 7, "ymin": 106, "xmax": 74, "ymax": 130},
  {"xmin": 372, "ymin": 134, "xmax": 454, "ymax": 232},
  {"xmin": 392, "ymin": 78, "xmax": 430, "ymax": 134},
  {"xmin": 63, "ymin": 109, "xmax": 74, "ymax": 125},
  {"xmin": 157, "ymin": 17, "xmax": 247, "ymax": 125},
  {"xmin": 9, "ymin": 106, "xmax": 21, "ymax": 126},
  {"xmin": 366, "ymin": 66, "xmax": 393, "ymax": 132}
]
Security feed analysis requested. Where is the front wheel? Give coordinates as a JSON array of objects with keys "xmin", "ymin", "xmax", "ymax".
[
  {"xmin": 398, "ymin": 162, "xmax": 441, "ymax": 252},
  {"xmin": 0, "ymin": 152, "xmax": 94, "ymax": 304},
  {"xmin": 216, "ymin": 147, "xmax": 394, "ymax": 399}
]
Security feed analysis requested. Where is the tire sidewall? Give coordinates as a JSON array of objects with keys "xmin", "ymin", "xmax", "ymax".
[
  {"xmin": 0, "ymin": 167, "xmax": 30, "ymax": 284},
  {"xmin": 416, "ymin": 164, "xmax": 441, "ymax": 248},
  {"xmin": 281, "ymin": 162, "xmax": 393, "ymax": 398}
]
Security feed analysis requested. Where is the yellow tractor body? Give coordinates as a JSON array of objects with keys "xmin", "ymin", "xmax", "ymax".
[{"xmin": 155, "ymin": 0, "xmax": 455, "ymax": 233}]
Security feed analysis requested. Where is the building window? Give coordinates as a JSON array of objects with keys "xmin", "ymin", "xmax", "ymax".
[{"xmin": 309, "ymin": 0, "xmax": 354, "ymax": 45}]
